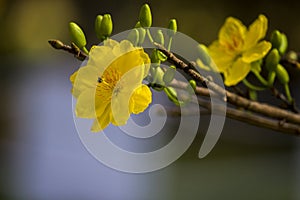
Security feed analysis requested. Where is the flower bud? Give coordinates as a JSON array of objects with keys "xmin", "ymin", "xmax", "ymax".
[
  {"xmin": 164, "ymin": 87, "xmax": 180, "ymax": 105},
  {"xmin": 139, "ymin": 4, "xmax": 152, "ymax": 28},
  {"xmin": 248, "ymin": 90, "xmax": 257, "ymax": 101},
  {"xmin": 197, "ymin": 44, "xmax": 211, "ymax": 66},
  {"xmin": 167, "ymin": 19, "xmax": 177, "ymax": 37},
  {"xmin": 99, "ymin": 14, "xmax": 113, "ymax": 39},
  {"xmin": 276, "ymin": 64, "xmax": 289, "ymax": 84},
  {"xmin": 270, "ymin": 30, "xmax": 282, "ymax": 50},
  {"xmin": 265, "ymin": 48, "xmax": 280, "ymax": 72},
  {"xmin": 186, "ymin": 80, "xmax": 197, "ymax": 94},
  {"xmin": 278, "ymin": 33, "xmax": 288, "ymax": 55},
  {"xmin": 163, "ymin": 65, "xmax": 176, "ymax": 84},
  {"xmin": 138, "ymin": 28, "xmax": 146, "ymax": 44},
  {"xmin": 69, "ymin": 22, "xmax": 87, "ymax": 49},
  {"xmin": 95, "ymin": 15, "xmax": 103, "ymax": 40},
  {"xmin": 154, "ymin": 30, "xmax": 164, "ymax": 46},
  {"xmin": 127, "ymin": 29, "xmax": 139, "ymax": 46}
]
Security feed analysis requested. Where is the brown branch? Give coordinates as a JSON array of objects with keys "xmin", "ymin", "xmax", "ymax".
[
  {"xmin": 153, "ymin": 43, "xmax": 300, "ymax": 126},
  {"xmin": 165, "ymin": 97, "xmax": 300, "ymax": 136},
  {"xmin": 48, "ymin": 39, "xmax": 87, "ymax": 61}
]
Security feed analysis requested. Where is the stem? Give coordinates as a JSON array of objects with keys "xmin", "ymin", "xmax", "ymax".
[
  {"xmin": 252, "ymin": 71, "xmax": 269, "ymax": 86},
  {"xmin": 167, "ymin": 37, "xmax": 173, "ymax": 51},
  {"xmin": 146, "ymin": 29, "xmax": 154, "ymax": 43},
  {"xmin": 284, "ymin": 84, "xmax": 293, "ymax": 103},
  {"xmin": 242, "ymin": 79, "xmax": 267, "ymax": 91}
]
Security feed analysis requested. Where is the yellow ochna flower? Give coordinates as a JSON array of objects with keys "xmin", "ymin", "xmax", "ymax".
[
  {"xmin": 70, "ymin": 39, "xmax": 152, "ymax": 132},
  {"xmin": 208, "ymin": 14, "xmax": 272, "ymax": 86}
]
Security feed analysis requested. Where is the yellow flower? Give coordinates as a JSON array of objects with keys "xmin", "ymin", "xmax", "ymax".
[
  {"xmin": 208, "ymin": 14, "xmax": 272, "ymax": 86},
  {"xmin": 70, "ymin": 39, "xmax": 152, "ymax": 132}
]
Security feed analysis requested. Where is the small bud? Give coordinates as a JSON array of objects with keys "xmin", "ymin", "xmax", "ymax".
[
  {"xmin": 150, "ymin": 49, "xmax": 160, "ymax": 64},
  {"xmin": 95, "ymin": 15, "xmax": 103, "ymax": 40},
  {"xmin": 167, "ymin": 19, "xmax": 177, "ymax": 37},
  {"xmin": 197, "ymin": 44, "xmax": 211, "ymax": 66},
  {"xmin": 278, "ymin": 33, "xmax": 288, "ymax": 55},
  {"xmin": 100, "ymin": 14, "xmax": 113, "ymax": 39},
  {"xmin": 270, "ymin": 30, "xmax": 282, "ymax": 50},
  {"xmin": 69, "ymin": 22, "xmax": 87, "ymax": 49},
  {"xmin": 139, "ymin": 4, "xmax": 152, "ymax": 28},
  {"xmin": 138, "ymin": 28, "xmax": 146, "ymax": 44},
  {"xmin": 265, "ymin": 48, "xmax": 280, "ymax": 72},
  {"xmin": 248, "ymin": 90, "xmax": 257, "ymax": 101},
  {"xmin": 127, "ymin": 29, "xmax": 139, "ymax": 46},
  {"xmin": 276, "ymin": 64, "xmax": 289, "ymax": 84},
  {"xmin": 189, "ymin": 80, "xmax": 197, "ymax": 91},
  {"xmin": 186, "ymin": 80, "xmax": 197, "ymax": 94},
  {"xmin": 164, "ymin": 87, "xmax": 180, "ymax": 105},
  {"xmin": 163, "ymin": 65, "xmax": 176, "ymax": 84},
  {"xmin": 135, "ymin": 21, "xmax": 142, "ymax": 28},
  {"xmin": 154, "ymin": 30, "xmax": 164, "ymax": 46},
  {"xmin": 287, "ymin": 50, "xmax": 298, "ymax": 62}
]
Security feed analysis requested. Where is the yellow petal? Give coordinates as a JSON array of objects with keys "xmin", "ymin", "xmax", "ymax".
[
  {"xmin": 208, "ymin": 41, "xmax": 235, "ymax": 73},
  {"xmin": 110, "ymin": 49, "xmax": 150, "ymax": 79},
  {"xmin": 75, "ymin": 89, "xmax": 97, "ymax": 118},
  {"xmin": 71, "ymin": 65, "xmax": 98, "ymax": 98},
  {"xmin": 242, "ymin": 40, "xmax": 271, "ymax": 63},
  {"xmin": 129, "ymin": 85, "xmax": 152, "ymax": 114},
  {"xmin": 219, "ymin": 17, "xmax": 246, "ymax": 52},
  {"xmin": 244, "ymin": 14, "xmax": 268, "ymax": 50},
  {"xmin": 91, "ymin": 104, "xmax": 112, "ymax": 132},
  {"xmin": 224, "ymin": 58, "xmax": 251, "ymax": 86}
]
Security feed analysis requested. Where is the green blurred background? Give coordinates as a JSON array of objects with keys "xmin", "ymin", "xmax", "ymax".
[{"xmin": 1, "ymin": 0, "xmax": 300, "ymax": 199}]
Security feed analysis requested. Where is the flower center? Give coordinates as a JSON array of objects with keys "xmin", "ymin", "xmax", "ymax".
[{"xmin": 96, "ymin": 68, "xmax": 122, "ymax": 99}]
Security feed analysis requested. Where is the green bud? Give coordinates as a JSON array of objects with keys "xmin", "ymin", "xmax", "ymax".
[
  {"xmin": 100, "ymin": 14, "xmax": 113, "ymax": 39},
  {"xmin": 154, "ymin": 30, "xmax": 164, "ymax": 46},
  {"xmin": 248, "ymin": 90, "xmax": 257, "ymax": 101},
  {"xmin": 186, "ymin": 80, "xmax": 197, "ymax": 94},
  {"xmin": 127, "ymin": 29, "xmax": 139, "ymax": 46},
  {"xmin": 163, "ymin": 65, "xmax": 176, "ymax": 84},
  {"xmin": 150, "ymin": 49, "xmax": 160, "ymax": 64},
  {"xmin": 278, "ymin": 33, "xmax": 288, "ymax": 55},
  {"xmin": 270, "ymin": 30, "xmax": 282, "ymax": 50},
  {"xmin": 197, "ymin": 44, "xmax": 211, "ymax": 66},
  {"xmin": 155, "ymin": 66, "xmax": 165, "ymax": 85},
  {"xmin": 276, "ymin": 64, "xmax": 289, "ymax": 84},
  {"xmin": 69, "ymin": 22, "xmax": 87, "ymax": 49},
  {"xmin": 189, "ymin": 80, "xmax": 197, "ymax": 91},
  {"xmin": 137, "ymin": 28, "xmax": 146, "ymax": 45},
  {"xmin": 164, "ymin": 87, "xmax": 180, "ymax": 105},
  {"xmin": 156, "ymin": 50, "xmax": 167, "ymax": 62},
  {"xmin": 265, "ymin": 48, "xmax": 280, "ymax": 72},
  {"xmin": 167, "ymin": 19, "xmax": 177, "ymax": 37},
  {"xmin": 139, "ymin": 4, "xmax": 152, "ymax": 28},
  {"xmin": 95, "ymin": 15, "xmax": 103, "ymax": 40},
  {"xmin": 135, "ymin": 21, "xmax": 142, "ymax": 28}
]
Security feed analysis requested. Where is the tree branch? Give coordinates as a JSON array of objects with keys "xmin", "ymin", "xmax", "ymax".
[{"xmin": 48, "ymin": 39, "xmax": 87, "ymax": 61}]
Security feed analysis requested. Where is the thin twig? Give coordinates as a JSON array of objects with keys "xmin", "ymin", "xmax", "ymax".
[{"xmin": 48, "ymin": 39, "xmax": 88, "ymax": 61}]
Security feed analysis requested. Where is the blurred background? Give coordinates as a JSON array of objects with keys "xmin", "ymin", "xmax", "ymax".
[{"xmin": 1, "ymin": 0, "xmax": 300, "ymax": 199}]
